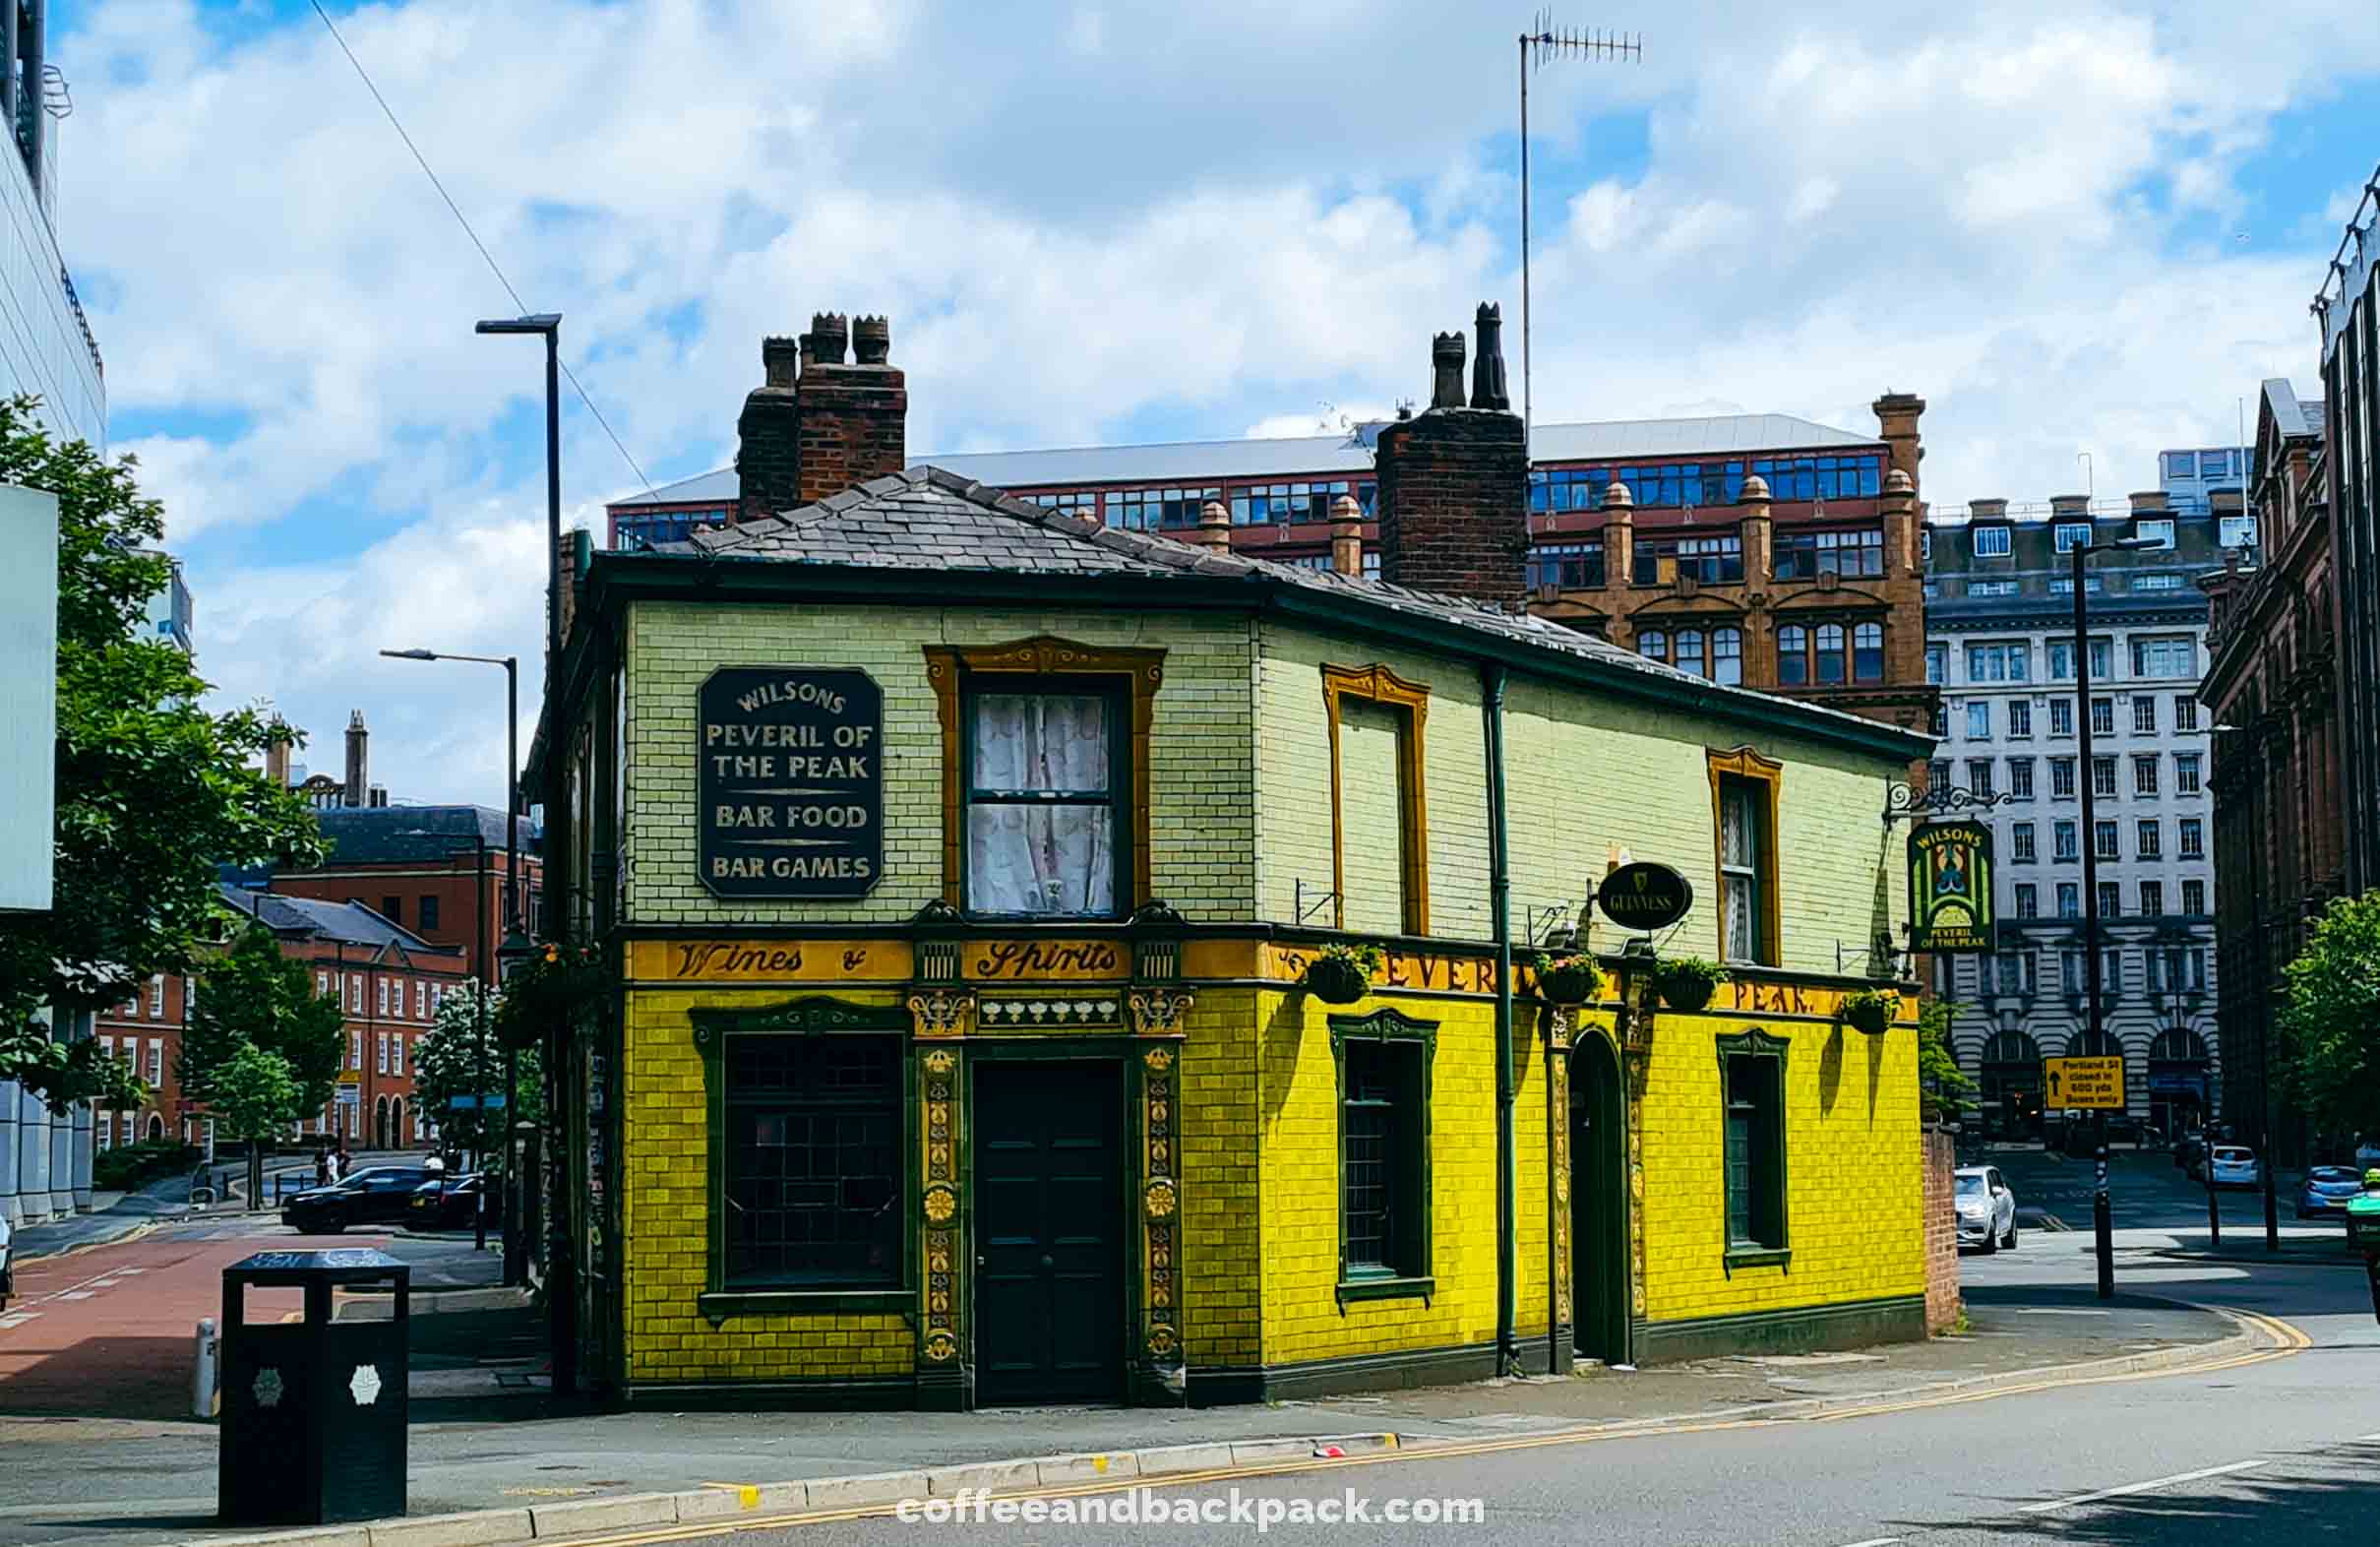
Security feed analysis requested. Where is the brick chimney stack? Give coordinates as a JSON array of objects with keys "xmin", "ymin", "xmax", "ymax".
[
  {"xmin": 796, "ymin": 312, "xmax": 907, "ymax": 506},
  {"xmin": 1879, "ymin": 469, "xmax": 1917, "ymax": 575},
  {"xmin": 736, "ymin": 337, "xmax": 802, "ymax": 523},
  {"xmin": 1375, "ymin": 302, "xmax": 1529, "ymax": 605},
  {"xmin": 343, "ymin": 711, "xmax": 368, "ymax": 809}
]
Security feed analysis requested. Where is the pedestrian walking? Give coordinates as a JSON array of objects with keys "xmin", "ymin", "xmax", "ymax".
[
  {"xmin": 424, "ymin": 1149, "xmax": 447, "ymax": 1191},
  {"xmin": 313, "ymin": 1146, "xmax": 331, "ymax": 1189}
]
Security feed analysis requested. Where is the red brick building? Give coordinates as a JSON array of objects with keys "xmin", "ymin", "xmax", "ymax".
[{"xmin": 93, "ymin": 970, "xmax": 193, "ymax": 1149}]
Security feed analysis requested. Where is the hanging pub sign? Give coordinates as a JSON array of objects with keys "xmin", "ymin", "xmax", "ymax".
[
  {"xmin": 1908, "ymin": 820, "xmax": 1994, "ymax": 953},
  {"xmin": 1596, "ymin": 861, "xmax": 1694, "ymax": 933},
  {"xmin": 698, "ymin": 667, "xmax": 883, "ymax": 897}
]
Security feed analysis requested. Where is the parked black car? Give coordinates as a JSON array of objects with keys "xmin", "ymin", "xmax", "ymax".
[
  {"xmin": 407, "ymin": 1172, "xmax": 502, "ymax": 1231},
  {"xmin": 279, "ymin": 1166, "xmax": 434, "ymax": 1233}
]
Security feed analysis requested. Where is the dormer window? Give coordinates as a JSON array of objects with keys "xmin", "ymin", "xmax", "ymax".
[
  {"xmin": 1972, "ymin": 526, "xmax": 2011, "ymax": 558},
  {"xmin": 2053, "ymin": 523, "xmax": 2091, "ymax": 554}
]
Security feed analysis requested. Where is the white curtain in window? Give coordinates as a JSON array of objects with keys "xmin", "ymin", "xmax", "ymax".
[
  {"xmin": 1721, "ymin": 787, "xmax": 1757, "ymax": 961},
  {"xmin": 969, "ymin": 695, "xmax": 1113, "ymax": 914}
]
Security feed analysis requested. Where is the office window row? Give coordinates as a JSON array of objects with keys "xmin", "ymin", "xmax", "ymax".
[
  {"xmin": 2008, "ymin": 871, "xmax": 2206, "ymax": 920},
  {"xmin": 1950, "ymin": 754, "xmax": 2205, "ymax": 803},
  {"xmin": 1527, "ymin": 454, "xmax": 1885, "ymax": 514},
  {"xmin": 1636, "ymin": 626, "xmax": 1744, "ymax": 685},
  {"xmin": 1952, "ymin": 693, "xmax": 2201, "ymax": 741},
  {"xmin": 2009, "ymin": 816, "xmax": 2206, "ymax": 870}
]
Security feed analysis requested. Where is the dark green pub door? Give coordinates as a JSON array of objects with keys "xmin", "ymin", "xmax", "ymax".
[{"xmin": 975, "ymin": 1061, "xmax": 1125, "ymax": 1404}]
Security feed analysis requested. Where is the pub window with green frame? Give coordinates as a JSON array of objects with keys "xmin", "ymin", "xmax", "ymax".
[
  {"xmin": 1718, "ymin": 1030, "xmax": 1789, "ymax": 1261},
  {"xmin": 721, "ymin": 1030, "xmax": 904, "ymax": 1288},
  {"xmin": 964, "ymin": 679, "xmax": 1128, "ymax": 918},
  {"xmin": 1331, "ymin": 1011, "xmax": 1436, "ymax": 1298}
]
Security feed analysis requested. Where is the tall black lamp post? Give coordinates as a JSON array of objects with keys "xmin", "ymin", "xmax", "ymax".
[
  {"xmin": 2073, "ymin": 525, "xmax": 2156, "ymax": 1298},
  {"xmin": 476, "ymin": 310, "xmax": 572, "ymax": 1392}
]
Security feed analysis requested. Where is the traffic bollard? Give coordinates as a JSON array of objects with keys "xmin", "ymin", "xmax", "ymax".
[
  {"xmin": 2094, "ymin": 1145, "xmax": 2114, "ymax": 1300},
  {"xmin": 192, "ymin": 1317, "xmax": 218, "ymax": 1419}
]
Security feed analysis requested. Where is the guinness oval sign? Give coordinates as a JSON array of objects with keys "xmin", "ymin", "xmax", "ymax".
[{"xmin": 1596, "ymin": 862, "xmax": 1693, "ymax": 933}]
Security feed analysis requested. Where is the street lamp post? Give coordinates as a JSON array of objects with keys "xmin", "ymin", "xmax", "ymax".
[
  {"xmin": 2073, "ymin": 526, "xmax": 2155, "ymax": 1299},
  {"xmin": 383, "ymin": 648, "xmax": 520, "ymax": 1269},
  {"xmin": 476, "ymin": 310, "xmax": 573, "ymax": 1392}
]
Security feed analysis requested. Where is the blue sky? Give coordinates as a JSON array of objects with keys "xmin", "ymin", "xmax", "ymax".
[{"xmin": 49, "ymin": 0, "xmax": 2380, "ymax": 806}]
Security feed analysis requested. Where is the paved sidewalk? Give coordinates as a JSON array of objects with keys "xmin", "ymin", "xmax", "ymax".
[
  {"xmin": 0, "ymin": 1287, "xmax": 2241, "ymax": 1547},
  {"xmin": 9, "ymin": 1175, "xmax": 192, "ymax": 1265}
]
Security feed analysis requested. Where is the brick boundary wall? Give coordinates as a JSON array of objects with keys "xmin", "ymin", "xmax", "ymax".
[{"xmin": 1922, "ymin": 1127, "xmax": 1961, "ymax": 1332}]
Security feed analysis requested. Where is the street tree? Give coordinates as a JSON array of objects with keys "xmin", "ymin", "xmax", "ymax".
[
  {"xmin": 0, "ymin": 396, "xmax": 323, "ymax": 1112},
  {"xmin": 1918, "ymin": 996, "xmax": 1979, "ymax": 1128},
  {"xmin": 179, "ymin": 924, "xmax": 345, "ymax": 1203},
  {"xmin": 206, "ymin": 1043, "xmax": 303, "ymax": 1207},
  {"xmin": 413, "ymin": 982, "xmax": 541, "ymax": 1164},
  {"xmin": 2278, "ymin": 894, "xmax": 2380, "ymax": 1143}
]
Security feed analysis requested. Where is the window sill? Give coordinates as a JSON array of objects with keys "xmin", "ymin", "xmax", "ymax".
[
  {"xmin": 699, "ymin": 1287, "xmax": 911, "ymax": 1327},
  {"xmin": 1336, "ymin": 1274, "xmax": 1434, "ymax": 1308},
  {"xmin": 1723, "ymin": 1247, "xmax": 1791, "ymax": 1271}
]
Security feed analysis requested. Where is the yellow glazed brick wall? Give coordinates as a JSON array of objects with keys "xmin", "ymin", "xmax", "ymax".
[
  {"xmin": 620, "ymin": 987, "xmax": 914, "ymax": 1385},
  {"xmin": 623, "ymin": 604, "xmax": 1258, "ymax": 925},
  {"xmin": 1635, "ymin": 1012, "xmax": 1925, "ymax": 1324},
  {"xmin": 1255, "ymin": 987, "xmax": 1503, "ymax": 1364},
  {"xmin": 1258, "ymin": 622, "xmax": 1909, "ymax": 968},
  {"xmin": 1181, "ymin": 988, "xmax": 1261, "ymax": 1367}
]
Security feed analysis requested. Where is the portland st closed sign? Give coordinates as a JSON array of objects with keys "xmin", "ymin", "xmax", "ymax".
[{"xmin": 699, "ymin": 667, "xmax": 883, "ymax": 897}]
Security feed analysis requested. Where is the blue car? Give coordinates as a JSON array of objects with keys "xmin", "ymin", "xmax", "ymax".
[{"xmin": 2297, "ymin": 1165, "xmax": 2366, "ymax": 1218}]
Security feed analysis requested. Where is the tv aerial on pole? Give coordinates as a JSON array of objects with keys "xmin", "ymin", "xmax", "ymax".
[{"xmin": 1518, "ymin": 14, "xmax": 1641, "ymax": 461}]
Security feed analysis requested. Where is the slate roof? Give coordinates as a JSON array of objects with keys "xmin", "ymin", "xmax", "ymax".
[
  {"xmin": 662, "ymin": 466, "xmax": 1928, "ymax": 752},
  {"xmin": 312, "ymin": 805, "xmax": 539, "ymax": 865},
  {"xmin": 216, "ymin": 884, "xmax": 448, "ymax": 953},
  {"xmin": 2262, "ymin": 379, "xmax": 2323, "ymax": 441},
  {"xmin": 610, "ymin": 413, "xmax": 1877, "ymax": 512}
]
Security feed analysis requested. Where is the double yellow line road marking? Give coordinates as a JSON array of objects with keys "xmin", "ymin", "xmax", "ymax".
[{"xmin": 584, "ymin": 1309, "xmax": 2313, "ymax": 1547}]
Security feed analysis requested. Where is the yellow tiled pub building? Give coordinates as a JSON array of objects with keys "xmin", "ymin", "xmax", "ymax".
[{"xmin": 532, "ymin": 309, "xmax": 1938, "ymax": 1408}]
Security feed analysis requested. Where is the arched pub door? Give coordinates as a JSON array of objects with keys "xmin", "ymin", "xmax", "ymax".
[{"xmin": 1570, "ymin": 1031, "xmax": 1628, "ymax": 1366}]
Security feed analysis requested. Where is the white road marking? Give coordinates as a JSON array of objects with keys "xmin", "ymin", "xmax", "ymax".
[
  {"xmin": 2016, "ymin": 1308, "xmax": 2111, "ymax": 1316},
  {"xmin": 0, "ymin": 1313, "xmax": 39, "ymax": 1329},
  {"xmin": 1836, "ymin": 1537, "xmax": 1903, "ymax": 1547},
  {"xmin": 56, "ymin": 1291, "xmax": 93, "ymax": 1301},
  {"xmin": 2018, "ymin": 1457, "xmax": 2267, "ymax": 1514}
]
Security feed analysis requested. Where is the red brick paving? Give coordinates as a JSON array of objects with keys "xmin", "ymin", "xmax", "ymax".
[{"xmin": 0, "ymin": 1225, "xmax": 391, "ymax": 1420}]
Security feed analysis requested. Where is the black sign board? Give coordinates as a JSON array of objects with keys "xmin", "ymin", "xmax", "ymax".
[
  {"xmin": 1907, "ymin": 820, "xmax": 1994, "ymax": 953},
  {"xmin": 699, "ymin": 667, "xmax": 883, "ymax": 897},
  {"xmin": 1596, "ymin": 861, "xmax": 1694, "ymax": 933}
]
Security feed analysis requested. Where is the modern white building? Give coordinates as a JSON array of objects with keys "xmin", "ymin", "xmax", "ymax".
[
  {"xmin": 1922, "ymin": 491, "xmax": 2248, "ymax": 1140},
  {"xmin": 1, "ymin": 0, "xmax": 105, "ymax": 1225}
]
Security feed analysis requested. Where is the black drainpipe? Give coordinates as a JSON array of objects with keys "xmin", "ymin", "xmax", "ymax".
[
  {"xmin": 1483, "ymin": 663, "xmax": 1516, "ymax": 1375},
  {"xmin": 1545, "ymin": 1004, "xmax": 1561, "ymax": 1374}
]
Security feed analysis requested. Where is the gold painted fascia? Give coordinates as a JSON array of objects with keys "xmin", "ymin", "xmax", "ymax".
[{"xmin": 1319, "ymin": 661, "xmax": 1432, "ymax": 936}]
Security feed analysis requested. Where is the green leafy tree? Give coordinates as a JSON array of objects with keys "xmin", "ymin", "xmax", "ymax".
[
  {"xmin": 0, "ymin": 396, "xmax": 324, "ymax": 1111},
  {"xmin": 413, "ymin": 982, "xmax": 541, "ymax": 1162},
  {"xmin": 208, "ymin": 1043, "xmax": 303, "ymax": 1206},
  {"xmin": 2278, "ymin": 895, "xmax": 2380, "ymax": 1142},
  {"xmin": 1918, "ymin": 996, "xmax": 1978, "ymax": 1127},
  {"xmin": 179, "ymin": 924, "xmax": 346, "ymax": 1118}
]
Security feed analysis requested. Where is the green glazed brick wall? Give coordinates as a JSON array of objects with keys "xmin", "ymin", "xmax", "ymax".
[
  {"xmin": 1256, "ymin": 621, "xmax": 1907, "ymax": 966},
  {"xmin": 622, "ymin": 603, "xmax": 1259, "ymax": 924}
]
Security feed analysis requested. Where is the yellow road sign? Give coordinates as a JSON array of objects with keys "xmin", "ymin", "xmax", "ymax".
[{"xmin": 2044, "ymin": 1055, "xmax": 2124, "ymax": 1110}]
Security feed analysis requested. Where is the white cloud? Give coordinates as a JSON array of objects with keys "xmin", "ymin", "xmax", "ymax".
[{"xmin": 47, "ymin": 0, "xmax": 2380, "ymax": 805}]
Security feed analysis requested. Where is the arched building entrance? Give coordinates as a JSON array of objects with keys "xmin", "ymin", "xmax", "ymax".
[
  {"xmin": 2149, "ymin": 1027, "xmax": 2211, "ymax": 1137},
  {"xmin": 1981, "ymin": 1029, "xmax": 2044, "ymax": 1140},
  {"xmin": 1569, "ymin": 1030, "xmax": 1628, "ymax": 1366},
  {"xmin": 373, "ymin": 1096, "xmax": 392, "ymax": 1151}
]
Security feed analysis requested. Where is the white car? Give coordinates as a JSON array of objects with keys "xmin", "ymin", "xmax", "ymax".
[
  {"xmin": 1955, "ymin": 1165, "xmax": 2018, "ymax": 1252},
  {"xmin": 2208, "ymin": 1145, "xmax": 2261, "ymax": 1189}
]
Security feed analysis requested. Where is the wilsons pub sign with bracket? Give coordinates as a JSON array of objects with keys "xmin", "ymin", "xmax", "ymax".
[
  {"xmin": 698, "ymin": 667, "xmax": 884, "ymax": 897},
  {"xmin": 1907, "ymin": 820, "xmax": 1993, "ymax": 953}
]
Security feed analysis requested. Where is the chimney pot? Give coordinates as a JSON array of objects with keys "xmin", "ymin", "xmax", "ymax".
[
  {"xmin": 1330, "ymin": 494, "xmax": 1365, "ymax": 577},
  {"xmin": 761, "ymin": 336, "xmax": 799, "ymax": 389},
  {"xmin": 1969, "ymin": 498, "xmax": 2009, "ymax": 520},
  {"xmin": 1431, "ymin": 331, "xmax": 1467, "ymax": 410},
  {"xmin": 2048, "ymin": 493, "xmax": 2090, "ymax": 517},
  {"xmin": 809, "ymin": 312, "xmax": 849, "ymax": 364},
  {"xmin": 1470, "ymin": 303, "xmax": 1510, "ymax": 411},
  {"xmin": 852, "ymin": 315, "xmax": 890, "ymax": 366}
]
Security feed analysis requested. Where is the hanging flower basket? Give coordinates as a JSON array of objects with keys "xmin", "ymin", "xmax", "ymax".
[
  {"xmin": 1304, "ymin": 942, "xmax": 1382, "ymax": 1006},
  {"xmin": 495, "ymin": 940, "xmax": 611, "ymax": 1045},
  {"xmin": 1532, "ymin": 954, "xmax": 1602, "ymax": 1006},
  {"xmin": 1841, "ymin": 988, "xmax": 1897, "ymax": 1036},
  {"xmin": 1653, "ymin": 957, "xmax": 1728, "ymax": 1014}
]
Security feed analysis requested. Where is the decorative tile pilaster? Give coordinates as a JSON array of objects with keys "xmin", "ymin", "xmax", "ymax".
[
  {"xmin": 1547, "ymin": 1008, "xmax": 1573, "ymax": 1333},
  {"xmin": 916, "ymin": 1043, "xmax": 968, "ymax": 1406},
  {"xmin": 1128, "ymin": 987, "xmax": 1195, "ymax": 1037},
  {"xmin": 908, "ymin": 986, "xmax": 972, "ymax": 1038},
  {"xmin": 1138, "ymin": 1043, "xmax": 1185, "ymax": 1378}
]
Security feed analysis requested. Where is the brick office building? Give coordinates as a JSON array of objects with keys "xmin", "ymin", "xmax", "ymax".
[
  {"xmin": 2197, "ymin": 379, "xmax": 2335, "ymax": 1145},
  {"xmin": 94, "ymin": 971, "xmax": 195, "ymax": 1149},
  {"xmin": 527, "ymin": 306, "xmax": 1937, "ymax": 1408}
]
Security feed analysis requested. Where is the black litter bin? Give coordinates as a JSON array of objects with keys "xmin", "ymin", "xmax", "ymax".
[{"xmin": 218, "ymin": 1248, "xmax": 410, "ymax": 1525}]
